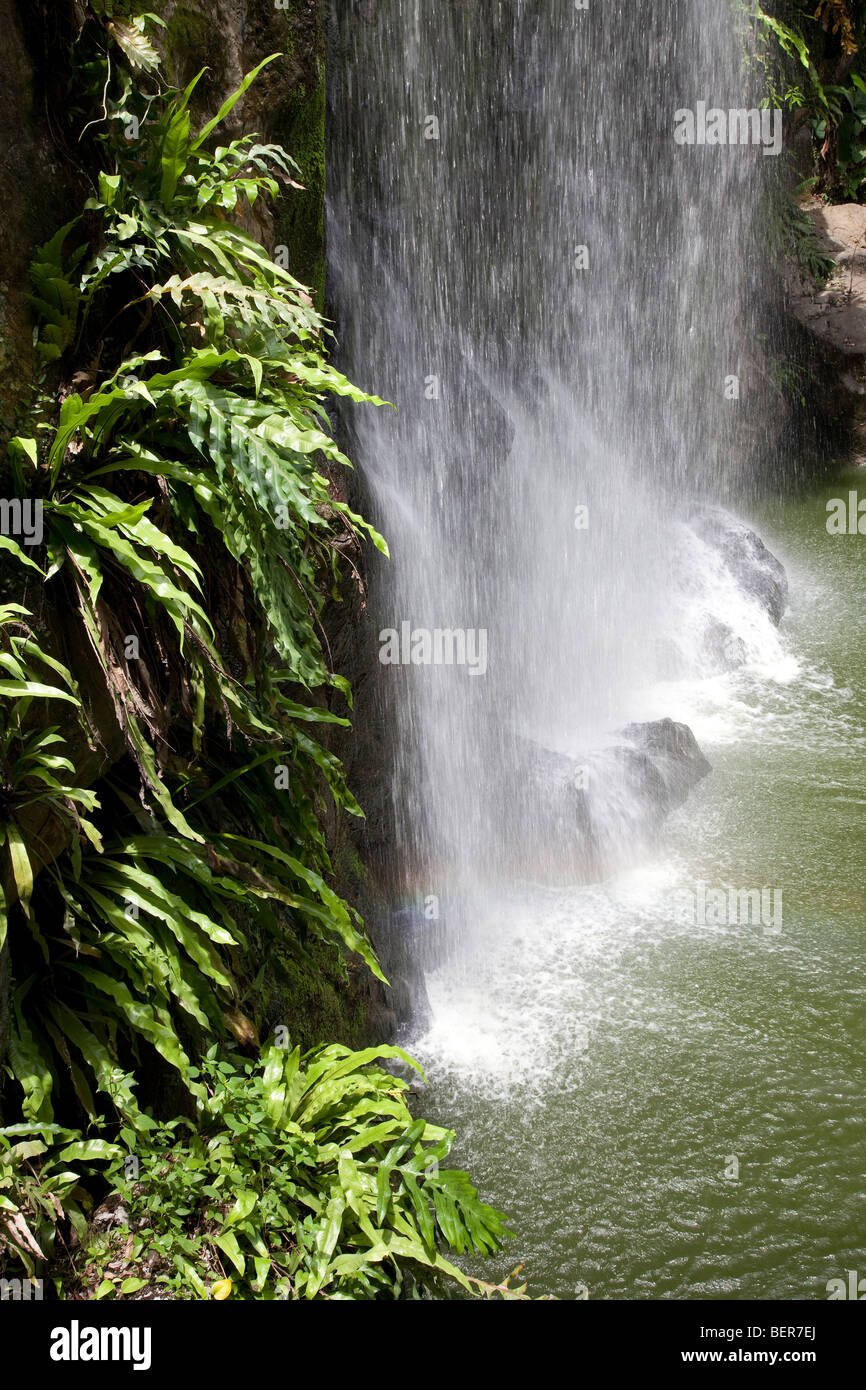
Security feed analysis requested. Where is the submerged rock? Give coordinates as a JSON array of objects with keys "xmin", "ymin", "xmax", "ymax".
[{"xmin": 372, "ymin": 719, "xmax": 713, "ymax": 1017}]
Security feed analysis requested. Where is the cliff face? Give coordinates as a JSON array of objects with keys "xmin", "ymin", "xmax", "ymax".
[
  {"xmin": 0, "ymin": 3, "xmax": 81, "ymax": 438},
  {"xmin": 785, "ymin": 200, "xmax": 866, "ymax": 462},
  {"xmin": 154, "ymin": 0, "xmax": 327, "ymax": 303}
]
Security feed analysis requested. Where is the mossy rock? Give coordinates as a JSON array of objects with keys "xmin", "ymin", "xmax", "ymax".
[
  {"xmin": 151, "ymin": 0, "xmax": 327, "ymax": 306},
  {"xmin": 275, "ymin": 65, "xmax": 326, "ymax": 305},
  {"xmin": 261, "ymin": 934, "xmax": 383, "ymax": 1055}
]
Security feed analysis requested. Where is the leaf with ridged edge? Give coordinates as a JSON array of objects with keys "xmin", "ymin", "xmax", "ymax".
[
  {"xmin": 45, "ymin": 1001, "xmax": 141, "ymax": 1119},
  {"xmin": 8, "ymin": 990, "xmax": 55, "ymax": 1124},
  {"xmin": 59, "ymin": 879, "xmax": 214, "ymax": 1030},
  {"xmin": 66, "ymin": 964, "xmax": 205, "ymax": 1096},
  {"xmin": 86, "ymin": 865, "xmax": 237, "ymax": 981},
  {"xmin": 107, "ymin": 17, "xmax": 161, "ymax": 74},
  {"xmin": 218, "ymin": 833, "xmax": 384, "ymax": 981}
]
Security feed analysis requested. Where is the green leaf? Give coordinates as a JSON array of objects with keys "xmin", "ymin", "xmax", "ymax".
[
  {"xmin": 213, "ymin": 1229, "xmax": 245, "ymax": 1277},
  {"xmin": 160, "ymin": 107, "xmax": 191, "ymax": 203},
  {"xmin": 8, "ymin": 992, "xmax": 54, "ymax": 1124},
  {"xmin": 190, "ymin": 56, "xmax": 283, "ymax": 152},
  {"xmin": 6, "ymin": 821, "xmax": 34, "ymax": 915},
  {"xmin": 58, "ymin": 1139, "xmax": 124, "ymax": 1164},
  {"xmin": 403, "ymin": 1173, "xmax": 436, "ymax": 1256},
  {"xmin": 98, "ymin": 172, "xmax": 122, "ymax": 207},
  {"xmin": 226, "ymin": 1189, "xmax": 257, "ymax": 1226},
  {"xmin": 0, "ymin": 680, "xmax": 77, "ymax": 703},
  {"xmin": 120, "ymin": 1277, "xmax": 148, "ymax": 1294},
  {"xmin": 317, "ymin": 1195, "xmax": 346, "ymax": 1261}
]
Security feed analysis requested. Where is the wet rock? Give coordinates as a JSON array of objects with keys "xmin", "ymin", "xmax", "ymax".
[
  {"xmin": 786, "ymin": 201, "xmax": 866, "ymax": 358},
  {"xmin": 616, "ymin": 718, "xmax": 713, "ymax": 816},
  {"xmin": 782, "ymin": 198, "xmax": 866, "ymax": 461},
  {"xmin": 687, "ymin": 506, "xmax": 789, "ymax": 625},
  {"xmin": 370, "ymin": 905, "xmax": 435, "ymax": 1036},
  {"xmin": 700, "ymin": 616, "xmax": 747, "ymax": 672},
  {"xmin": 515, "ymin": 717, "xmax": 712, "ymax": 876}
]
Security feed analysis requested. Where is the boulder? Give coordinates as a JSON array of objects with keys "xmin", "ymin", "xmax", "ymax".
[
  {"xmin": 616, "ymin": 718, "xmax": 713, "ymax": 816},
  {"xmin": 700, "ymin": 616, "xmax": 747, "ymax": 672},
  {"xmin": 510, "ymin": 717, "xmax": 712, "ymax": 876},
  {"xmin": 687, "ymin": 506, "xmax": 789, "ymax": 625}
]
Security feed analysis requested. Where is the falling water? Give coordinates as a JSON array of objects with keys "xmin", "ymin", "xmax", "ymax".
[
  {"xmin": 326, "ymin": 2, "xmax": 866, "ymax": 1298},
  {"xmin": 328, "ymin": 0, "xmax": 773, "ymax": 905}
]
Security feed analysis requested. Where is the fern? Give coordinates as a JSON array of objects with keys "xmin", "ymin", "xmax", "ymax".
[
  {"xmin": 0, "ymin": 27, "xmax": 512, "ymax": 1303},
  {"xmin": 2, "ymin": 46, "xmax": 388, "ymax": 1126},
  {"xmin": 105, "ymin": 14, "xmax": 164, "ymax": 75},
  {"xmin": 27, "ymin": 222, "xmax": 85, "ymax": 365}
]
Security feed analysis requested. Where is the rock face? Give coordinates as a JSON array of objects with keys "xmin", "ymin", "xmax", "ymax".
[
  {"xmin": 687, "ymin": 506, "xmax": 789, "ymax": 626},
  {"xmin": 788, "ymin": 202, "xmax": 866, "ymax": 358},
  {"xmin": 0, "ymin": 2, "xmax": 83, "ymax": 439},
  {"xmin": 784, "ymin": 199, "xmax": 866, "ymax": 459}
]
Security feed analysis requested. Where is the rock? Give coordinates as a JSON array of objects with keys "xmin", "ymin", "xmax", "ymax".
[
  {"xmin": 616, "ymin": 718, "xmax": 713, "ymax": 816},
  {"xmin": 787, "ymin": 201, "xmax": 866, "ymax": 357},
  {"xmin": 687, "ymin": 506, "xmax": 789, "ymax": 625},
  {"xmin": 782, "ymin": 198, "xmax": 866, "ymax": 461},
  {"xmin": 370, "ymin": 905, "xmax": 435, "ymax": 1036},
  {"xmin": 511, "ymin": 717, "xmax": 712, "ymax": 877},
  {"xmin": 88, "ymin": 1193, "xmax": 131, "ymax": 1234},
  {"xmin": 700, "ymin": 616, "xmax": 747, "ymax": 672}
]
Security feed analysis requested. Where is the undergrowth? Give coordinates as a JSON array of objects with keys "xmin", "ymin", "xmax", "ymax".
[{"xmin": 0, "ymin": 11, "xmax": 513, "ymax": 1300}]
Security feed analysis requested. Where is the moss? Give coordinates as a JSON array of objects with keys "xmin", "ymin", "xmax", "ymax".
[
  {"xmin": 160, "ymin": 4, "xmax": 226, "ymax": 105},
  {"xmin": 163, "ymin": 4, "xmax": 211, "ymax": 60},
  {"xmin": 262, "ymin": 934, "xmax": 374, "ymax": 1054},
  {"xmin": 276, "ymin": 60, "xmax": 326, "ymax": 308},
  {"xmin": 90, "ymin": 1, "xmax": 151, "ymax": 17}
]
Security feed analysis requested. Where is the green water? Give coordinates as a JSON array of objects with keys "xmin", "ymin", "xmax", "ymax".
[{"xmin": 414, "ymin": 472, "xmax": 866, "ymax": 1300}]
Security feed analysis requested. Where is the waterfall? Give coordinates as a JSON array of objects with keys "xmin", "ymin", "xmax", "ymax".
[
  {"xmin": 322, "ymin": 3, "xmax": 866, "ymax": 1305},
  {"xmin": 327, "ymin": 0, "xmax": 775, "ymax": 923}
]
